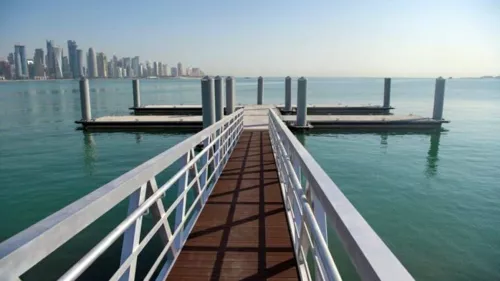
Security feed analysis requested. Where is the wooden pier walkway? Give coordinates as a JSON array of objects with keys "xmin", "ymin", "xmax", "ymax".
[{"xmin": 168, "ymin": 131, "xmax": 299, "ymax": 280}]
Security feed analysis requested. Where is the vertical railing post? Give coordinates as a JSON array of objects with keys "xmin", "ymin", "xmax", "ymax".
[
  {"xmin": 383, "ymin": 78, "xmax": 391, "ymax": 108},
  {"xmin": 201, "ymin": 76, "xmax": 215, "ymax": 128},
  {"xmin": 432, "ymin": 78, "xmax": 446, "ymax": 120},
  {"xmin": 285, "ymin": 76, "xmax": 292, "ymax": 112},
  {"xmin": 214, "ymin": 76, "xmax": 224, "ymax": 121},
  {"xmin": 257, "ymin": 76, "xmax": 264, "ymax": 104},
  {"xmin": 174, "ymin": 153, "xmax": 190, "ymax": 251},
  {"xmin": 296, "ymin": 77, "xmax": 308, "ymax": 127},
  {"xmin": 79, "ymin": 78, "xmax": 91, "ymax": 121},
  {"xmin": 225, "ymin": 76, "xmax": 235, "ymax": 114},
  {"xmin": 119, "ymin": 183, "xmax": 147, "ymax": 281},
  {"xmin": 132, "ymin": 79, "xmax": 141, "ymax": 108}
]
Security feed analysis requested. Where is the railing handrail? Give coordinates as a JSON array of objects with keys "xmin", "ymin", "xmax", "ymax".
[
  {"xmin": 0, "ymin": 109, "xmax": 244, "ymax": 279},
  {"xmin": 268, "ymin": 108, "xmax": 414, "ymax": 281}
]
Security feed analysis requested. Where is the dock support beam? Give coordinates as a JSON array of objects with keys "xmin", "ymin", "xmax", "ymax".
[
  {"xmin": 257, "ymin": 76, "xmax": 263, "ymax": 105},
  {"xmin": 284, "ymin": 76, "xmax": 292, "ymax": 112},
  {"xmin": 432, "ymin": 78, "xmax": 446, "ymax": 120},
  {"xmin": 132, "ymin": 79, "xmax": 141, "ymax": 108},
  {"xmin": 201, "ymin": 76, "xmax": 215, "ymax": 128},
  {"xmin": 214, "ymin": 76, "xmax": 224, "ymax": 121},
  {"xmin": 79, "ymin": 78, "xmax": 91, "ymax": 121},
  {"xmin": 383, "ymin": 78, "xmax": 391, "ymax": 108},
  {"xmin": 296, "ymin": 77, "xmax": 308, "ymax": 127},
  {"xmin": 225, "ymin": 76, "xmax": 235, "ymax": 115}
]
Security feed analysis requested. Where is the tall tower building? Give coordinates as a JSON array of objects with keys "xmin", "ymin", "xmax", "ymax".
[
  {"xmin": 96, "ymin": 52, "xmax": 108, "ymax": 78},
  {"xmin": 14, "ymin": 45, "xmax": 28, "ymax": 79},
  {"xmin": 177, "ymin": 62, "xmax": 183, "ymax": 76},
  {"xmin": 153, "ymin": 61, "xmax": 158, "ymax": 76},
  {"xmin": 171, "ymin": 67, "xmax": 177, "ymax": 77},
  {"xmin": 76, "ymin": 49, "xmax": 84, "ymax": 78},
  {"xmin": 33, "ymin": 48, "xmax": 45, "ymax": 77},
  {"xmin": 131, "ymin": 56, "xmax": 140, "ymax": 78},
  {"xmin": 158, "ymin": 62, "xmax": 163, "ymax": 77},
  {"xmin": 46, "ymin": 40, "xmax": 55, "ymax": 77},
  {"xmin": 52, "ymin": 46, "xmax": 63, "ymax": 79},
  {"xmin": 67, "ymin": 40, "xmax": 78, "ymax": 78},
  {"xmin": 87, "ymin": 48, "xmax": 97, "ymax": 78},
  {"xmin": 123, "ymin": 57, "xmax": 131, "ymax": 77}
]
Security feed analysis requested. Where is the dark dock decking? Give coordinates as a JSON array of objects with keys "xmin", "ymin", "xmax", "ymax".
[{"xmin": 168, "ymin": 131, "xmax": 299, "ymax": 280}]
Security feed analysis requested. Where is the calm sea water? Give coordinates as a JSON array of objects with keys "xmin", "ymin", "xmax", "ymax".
[{"xmin": 0, "ymin": 77, "xmax": 499, "ymax": 280}]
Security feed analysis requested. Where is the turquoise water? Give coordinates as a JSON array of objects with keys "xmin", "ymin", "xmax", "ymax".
[{"xmin": 0, "ymin": 78, "xmax": 499, "ymax": 280}]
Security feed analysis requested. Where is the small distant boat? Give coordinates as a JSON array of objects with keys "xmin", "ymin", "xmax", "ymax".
[{"xmin": 244, "ymin": 77, "xmax": 251, "ymax": 79}]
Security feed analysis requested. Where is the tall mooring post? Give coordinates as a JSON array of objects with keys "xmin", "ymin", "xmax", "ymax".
[
  {"xmin": 296, "ymin": 77, "xmax": 308, "ymax": 127},
  {"xmin": 201, "ymin": 76, "xmax": 215, "ymax": 128},
  {"xmin": 79, "ymin": 78, "xmax": 91, "ymax": 121},
  {"xmin": 432, "ymin": 78, "xmax": 446, "ymax": 120},
  {"xmin": 383, "ymin": 78, "xmax": 391, "ymax": 108},
  {"xmin": 257, "ymin": 76, "xmax": 264, "ymax": 105},
  {"xmin": 132, "ymin": 79, "xmax": 141, "ymax": 108},
  {"xmin": 284, "ymin": 76, "xmax": 292, "ymax": 112},
  {"xmin": 214, "ymin": 76, "xmax": 224, "ymax": 121},
  {"xmin": 225, "ymin": 76, "xmax": 235, "ymax": 115}
]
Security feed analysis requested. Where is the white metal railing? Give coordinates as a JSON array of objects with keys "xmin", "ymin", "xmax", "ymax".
[
  {"xmin": 268, "ymin": 109, "xmax": 415, "ymax": 281},
  {"xmin": 0, "ymin": 109, "xmax": 244, "ymax": 281}
]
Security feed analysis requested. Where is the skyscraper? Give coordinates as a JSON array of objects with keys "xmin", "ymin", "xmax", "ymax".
[
  {"xmin": 87, "ymin": 48, "xmax": 97, "ymax": 78},
  {"xmin": 153, "ymin": 61, "xmax": 158, "ymax": 76},
  {"xmin": 158, "ymin": 62, "xmax": 163, "ymax": 77},
  {"xmin": 171, "ymin": 67, "xmax": 177, "ymax": 77},
  {"xmin": 14, "ymin": 45, "xmax": 28, "ymax": 79},
  {"xmin": 96, "ymin": 52, "xmax": 107, "ymax": 78},
  {"xmin": 62, "ymin": 56, "xmax": 72, "ymax": 78},
  {"xmin": 67, "ymin": 40, "xmax": 78, "ymax": 78},
  {"xmin": 76, "ymin": 49, "xmax": 84, "ymax": 78},
  {"xmin": 123, "ymin": 57, "xmax": 131, "ymax": 78},
  {"xmin": 52, "ymin": 46, "xmax": 63, "ymax": 79},
  {"xmin": 177, "ymin": 62, "xmax": 183, "ymax": 76},
  {"xmin": 33, "ymin": 48, "xmax": 45, "ymax": 77},
  {"xmin": 46, "ymin": 40, "xmax": 55, "ymax": 77},
  {"xmin": 132, "ymin": 56, "xmax": 140, "ymax": 78}
]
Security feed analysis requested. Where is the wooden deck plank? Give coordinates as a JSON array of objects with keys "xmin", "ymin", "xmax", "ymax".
[{"xmin": 167, "ymin": 131, "xmax": 299, "ymax": 281}]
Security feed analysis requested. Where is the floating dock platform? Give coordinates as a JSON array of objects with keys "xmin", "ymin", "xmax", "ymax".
[
  {"xmin": 131, "ymin": 104, "xmax": 391, "ymax": 116},
  {"xmin": 76, "ymin": 76, "xmax": 449, "ymax": 131},
  {"xmin": 76, "ymin": 105, "xmax": 448, "ymax": 131}
]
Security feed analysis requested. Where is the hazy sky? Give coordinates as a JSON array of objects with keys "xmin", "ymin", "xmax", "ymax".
[{"xmin": 1, "ymin": 0, "xmax": 499, "ymax": 77}]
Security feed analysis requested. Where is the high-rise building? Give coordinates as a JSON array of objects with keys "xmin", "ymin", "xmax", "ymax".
[
  {"xmin": 153, "ymin": 62, "xmax": 158, "ymax": 76},
  {"xmin": 158, "ymin": 62, "xmax": 163, "ymax": 77},
  {"xmin": 67, "ymin": 40, "xmax": 78, "ymax": 78},
  {"xmin": 46, "ymin": 40, "xmax": 55, "ymax": 77},
  {"xmin": 96, "ymin": 52, "xmax": 107, "ymax": 78},
  {"xmin": 177, "ymin": 62, "xmax": 183, "ymax": 76},
  {"xmin": 87, "ymin": 48, "xmax": 97, "ymax": 78},
  {"xmin": 7, "ymin": 53, "xmax": 14, "ymax": 65},
  {"xmin": 162, "ymin": 64, "xmax": 168, "ymax": 76},
  {"xmin": 185, "ymin": 67, "xmax": 192, "ymax": 77},
  {"xmin": 171, "ymin": 67, "xmax": 177, "ymax": 77},
  {"xmin": 76, "ymin": 49, "xmax": 84, "ymax": 78},
  {"xmin": 62, "ymin": 56, "xmax": 72, "ymax": 78},
  {"xmin": 33, "ymin": 48, "xmax": 45, "ymax": 77},
  {"xmin": 123, "ymin": 57, "xmax": 131, "ymax": 78},
  {"xmin": 27, "ymin": 60, "xmax": 35, "ymax": 79},
  {"xmin": 131, "ymin": 56, "xmax": 140, "ymax": 78},
  {"xmin": 191, "ymin": 68, "xmax": 201, "ymax": 77},
  {"xmin": 107, "ymin": 60, "xmax": 115, "ymax": 78},
  {"xmin": 14, "ymin": 45, "xmax": 28, "ymax": 79},
  {"xmin": 53, "ymin": 46, "xmax": 63, "ymax": 79},
  {"xmin": 0, "ymin": 61, "xmax": 13, "ymax": 80}
]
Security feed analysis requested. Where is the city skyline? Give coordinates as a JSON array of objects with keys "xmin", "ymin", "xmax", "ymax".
[
  {"xmin": 0, "ymin": 38, "xmax": 204, "ymax": 80},
  {"xmin": 1, "ymin": 0, "xmax": 499, "ymax": 77}
]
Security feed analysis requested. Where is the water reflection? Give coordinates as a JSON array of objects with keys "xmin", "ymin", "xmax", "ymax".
[
  {"xmin": 426, "ymin": 132, "xmax": 441, "ymax": 178},
  {"xmin": 380, "ymin": 133, "xmax": 388, "ymax": 147},
  {"xmin": 295, "ymin": 133, "xmax": 306, "ymax": 146},
  {"xmin": 83, "ymin": 132, "xmax": 97, "ymax": 175},
  {"xmin": 135, "ymin": 133, "xmax": 143, "ymax": 144}
]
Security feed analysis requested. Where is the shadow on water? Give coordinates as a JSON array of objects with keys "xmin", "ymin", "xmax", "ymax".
[
  {"xmin": 294, "ymin": 129, "xmax": 444, "ymax": 176},
  {"xmin": 426, "ymin": 132, "xmax": 441, "ymax": 178},
  {"xmin": 83, "ymin": 132, "xmax": 97, "ymax": 175}
]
